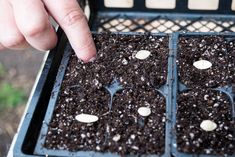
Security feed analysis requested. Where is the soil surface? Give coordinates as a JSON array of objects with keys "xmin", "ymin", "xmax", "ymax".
[
  {"xmin": 44, "ymin": 33, "xmax": 168, "ymax": 155},
  {"xmin": 177, "ymin": 36, "xmax": 235, "ymax": 88},
  {"xmin": 176, "ymin": 89, "xmax": 235, "ymax": 155}
]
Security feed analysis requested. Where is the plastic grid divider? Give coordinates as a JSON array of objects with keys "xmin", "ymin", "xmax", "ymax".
[{"xmin": 92, "ymin": 13, "xmax": 235, "ymax": 33}]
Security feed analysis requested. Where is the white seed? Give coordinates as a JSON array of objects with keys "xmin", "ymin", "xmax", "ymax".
[
  {"xmin": 75, "ymin": 114, "xmax": 99, "ymax": 123},
  {"xmin": 193, "ymin": 60, "xmax": 212, "ymax": 70},
  {"xmin": 200, "ymin": 120, "xmax": 217, "ymax": 131},
  {"xmin": 138, "ymin": 107, "xmax": 151, "ymax": 117},
  {"xmin": 135, "ymin": 50, "xmax": 151, "ymax": 60},
  {"xmin": 112, "ymin": 134, "xmax": 121, "ymax": 142}
]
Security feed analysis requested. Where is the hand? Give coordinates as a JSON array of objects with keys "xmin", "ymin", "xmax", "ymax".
[{"xmin": 0, "ymin": 0, "xmax": 96, "ymax": 62}]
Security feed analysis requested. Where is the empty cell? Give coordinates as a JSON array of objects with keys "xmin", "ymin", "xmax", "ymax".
[
  {"xmin": 146, "ymin": 0, "xmax": 176, "ymax": 9},
  {"xmin": 232, "ymin": 0, "xmax": 235, "ymax": 10},
  {"xmin": 104, "ymin": 0, "xmax": 133, "ymax": 8},
  {"xmin": 188, "ymin": 0, "xmax": 219, "ymax": 10}
]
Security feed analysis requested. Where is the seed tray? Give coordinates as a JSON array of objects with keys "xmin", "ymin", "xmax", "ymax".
[
  {"xmin": 171, "ymin": 33, "xmax": 235, "ymax": 157},
  {"xmin": 33, "ymin": 32, "xmax": 173, "ymax": 157},
  {"xmin": 12, "ymin": 0, "xmax": 235, "ymax": 156}
]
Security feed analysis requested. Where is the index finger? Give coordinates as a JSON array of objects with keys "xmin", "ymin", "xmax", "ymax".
[{"xmin": 43, "ymin": 0, "xmax": 96, "ymax": 62}]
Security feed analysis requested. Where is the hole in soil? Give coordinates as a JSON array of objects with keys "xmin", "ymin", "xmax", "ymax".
[
  {"xmin": 105, "ymin": 78, "xmax": 123, "ymax": 112},
  {"xmin": 177, "ymin": 36, "xmax": 235, "ymax": 88},
  {"xmin": 176, "ymin": 89, "xmax": 235, "ymax": 155},
  {"xmin": 44, "ymin": 33, "xmax": 168, "ymax": 155}
]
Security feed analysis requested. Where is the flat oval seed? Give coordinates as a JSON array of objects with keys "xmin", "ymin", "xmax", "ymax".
[
  {"xmin": 193, "ymin": 60, "xmax": 212, "ymax": 70},
  {"xmin": 138, "ymin": 107, "xmax": 151, "ymax": 117},
  {"xmin": 200, "ymin": 120, "xmax": 217, "ymax": 131},
  {"xmin": 75, "ymin": 114, "xmax": 99, "ymax": 123},
  {"xmin": 135, "ymin": 50, "xmax": 151, "ymax": 60}
]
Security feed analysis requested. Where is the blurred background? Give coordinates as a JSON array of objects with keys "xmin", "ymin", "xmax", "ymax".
[{"xmin": 0, "ymin": 49, "xmax": 44, "ymax": 156}]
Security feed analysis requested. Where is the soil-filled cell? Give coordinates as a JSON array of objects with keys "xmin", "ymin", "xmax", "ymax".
[
  {"xmin": 44, "ymin": 33, "xmax": 168, "ymax": 155},
  {"xmin": 176, "ymin": 89, "xmax": 235, "ymax": 155},
  {"xmin": 177, "ymin": 36, "xmax": 235, "ymax": 88}
]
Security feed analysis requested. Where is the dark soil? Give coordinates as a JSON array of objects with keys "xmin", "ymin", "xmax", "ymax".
[
  {"xmin": 176, "ymin": 89, "xmax": 235, "ymax": 155},
  {"xmin": 177, "ymin": 36, "xmax": 235, "ymax": 88},
  {"xmin": 44, "ymin": 33, "xmax": 168, "ymax": 155}
]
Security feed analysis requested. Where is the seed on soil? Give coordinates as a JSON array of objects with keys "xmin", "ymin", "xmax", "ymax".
[
  {"xmin": 137, "ymin": 107, "xmax": 151, "ymax": 117},
  {"xmin": 193, "ymin": 60, "xmax": 212, "ymax": 70},
  {"xmin": 75, "ymin": 114, "xmax": 99, "ymax": 123},
  {"xmin": 200, "ymin": 120, "xmax": 217, "ymax": 131},
  {"xmin": 135, "ymin": 50, "xmax": 151, "ymax": 60}
]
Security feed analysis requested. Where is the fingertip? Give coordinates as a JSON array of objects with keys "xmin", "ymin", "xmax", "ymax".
[{"xmin": 73, "ymin": 40, "xmax": 97, "ymax": 63}]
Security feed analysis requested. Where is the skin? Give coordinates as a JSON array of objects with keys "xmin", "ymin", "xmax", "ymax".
[{"xmin": 0, "ymin": 0, "xmax": 97, "ymax": 62}]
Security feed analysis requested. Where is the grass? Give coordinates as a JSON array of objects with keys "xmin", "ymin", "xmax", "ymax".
[
  {"xmin": 0, "ymin": 83, "xmax": 26, "ymax": 109},
  {"xmin": 0, "ymin": 63, "xmax": 26, "ymax": 110}
]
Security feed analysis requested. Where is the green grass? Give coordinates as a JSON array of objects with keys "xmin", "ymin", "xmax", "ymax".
[
  {"xmin": 0, "ymin": 82, "xmax": 26, "ymax": 110},
  {"xmin": 0, "ymin": 63, "xmax": 26, "ymax": 110}
]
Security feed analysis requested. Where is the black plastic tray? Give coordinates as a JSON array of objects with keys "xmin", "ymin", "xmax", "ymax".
[
  {"xmin": 13, "ymin": 0, "xmax": 235, "ymax": 156},
  {"xmin": 33, "ymin": 33, "xmax": 173, "ymax": 157},
  {"xmin": 171, "ymin": 32, "xmax": 235, "ymax": 157}
]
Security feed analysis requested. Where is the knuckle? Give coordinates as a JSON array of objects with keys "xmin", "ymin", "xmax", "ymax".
[
  {"xmin": 62, "ymin": 9, "xmax": 86, "ymax": 27},
  {"xmin": 23, "ymin": 22, "xmax": 49, "ymax": 37},
  {"xmin": 1, "ymin": 35, "xmax": 25, "ymax": 48}
]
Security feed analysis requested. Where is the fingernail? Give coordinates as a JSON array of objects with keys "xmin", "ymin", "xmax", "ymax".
[{"xmin": 89, "ymin": 56, "xmax": 96, "ymax": 62}]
